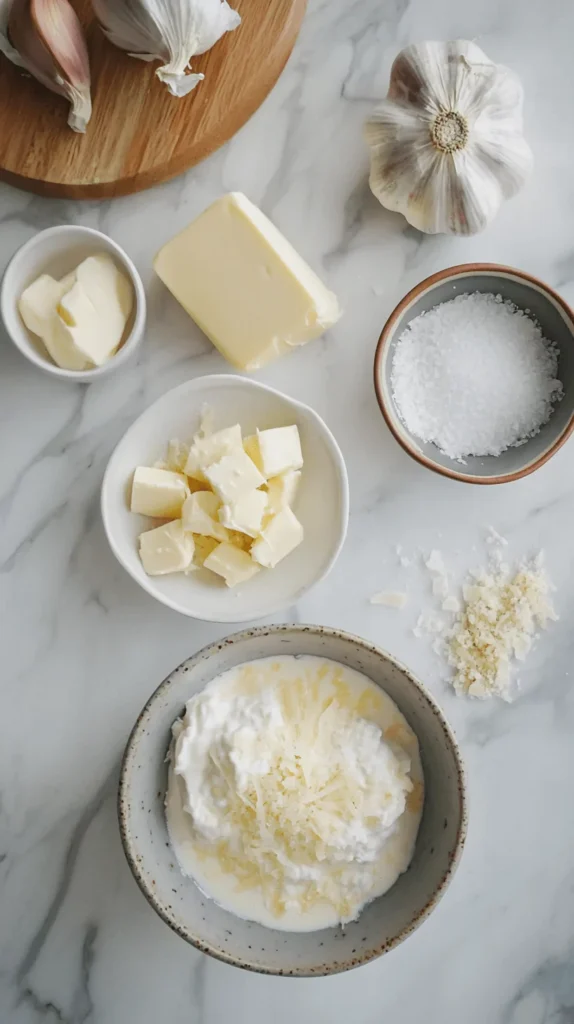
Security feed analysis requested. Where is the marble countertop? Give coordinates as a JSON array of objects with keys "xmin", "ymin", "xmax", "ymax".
[{"xmin": 2, "ymin": 0, "xmax": 574, "ymax": 1021}]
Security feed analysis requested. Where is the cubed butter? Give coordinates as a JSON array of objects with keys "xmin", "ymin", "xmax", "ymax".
[
  {"xmin": 205, "ymin": 449, "xmax": 265, "ymax": 505},
  {"xmin": 251, "ymin": 507, "xmax": 304, "ymax": 568},
  {"xmin": 266, "ymin": 470, "xmax": 301, "ymax": 513},
  {"xmin": 166, "ymin": 438, "xmax": 189, "ymax": 473},
  {"xmin": 243, "ymin": 434, "xmax": 265, "ymax": 474},
  {"xmin": 203, "ymin": 542, "xmax": 260, "ymax": 587},
  {"xmin": 256, "ymin": 426, "xmax": 303, "ymax": 478},
  {"xmin": 131, "ymin": 467, "xmax": 189, "ymax": 518},
  {"xmin": 153, "ymin": 192, "xmax": 341, "ymax": 371},
  {"xmin": 185, "ymin": 424, "xmax": 243, "ymax": 481},
  {"xmin": 139, "ymin": 521, "xmax": 194, "ymax": 575},
  {"xmin": 192, "ymin": 535, "xmax": 220, "ymax": 566},
  {"xmin": 219, "ymin": 489, "xmax": 268, "ymax": 538},
  {"xmin": 182, "ymin": 491, "xmax": 228, "ymax": 540},
  {"xmin": 226, "ymin": 530, "xmax": 253, "ymax": 552}
]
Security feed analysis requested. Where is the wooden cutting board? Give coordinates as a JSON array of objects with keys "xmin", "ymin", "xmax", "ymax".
[{"xmin": 0, "ymin": 0, "xmax": 306, "ymax": 199}]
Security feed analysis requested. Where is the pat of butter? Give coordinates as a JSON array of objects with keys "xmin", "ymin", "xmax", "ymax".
[
  {"xmin": 131, "ymin": 466, "xmax": 189, "ymax": 518},
  {"xmin": 182, "ymin": 491, "xmax": 228, "ymax": 541},
  {"xmin": 139, "ymin": 521, "xmax": 194, "ymax": 575},
  {"xmin": 153, "ymin": 192, "xmax": 341, "ymax": 371},
  {"xmin": 19, "ymin": 272, "xmax": 88, "ymax": 370},
  {"xmin": 185, "ymin": 424, "xmax": 243, "ymax": 482},
  {"xmin": 18, "ymin": 255, "xmax": 133, "ymax": 371},
  {"xmin": 219, "ymin": 489, "xmax": 268, "ymax": 538},
  {"xmin": 203, "ymin": 541, "xmax": 260, "ymax": 587},
  {"xmin": 57, "ymin": 256, "xmax": 133, "ymax": 367},
  {"xmin": 255, "ymin": 426, "xmax": 303, "ymax": 478},
  {"xmin": 266, "ymin": 470, "xmax": 301, "ymax": 513},
  {"xmin": 205, "ymin": 449, "xmax": 265, "ymax": 505},
  {"xmin": 251, "ymin": 507, "xmax": 304, "ymax": 568},
  {"xmin": 18, "ymin": 273, "xmax": 74, "ymax": 337}
]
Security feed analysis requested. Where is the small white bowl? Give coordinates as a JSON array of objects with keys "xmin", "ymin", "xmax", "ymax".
[
  {"xmin": 101, "ymin": 375, "xmax": 349, "ymax": 622},
  {"xmin": 1, "ymin": 225, "xmax": 146, "ymax": 382}
]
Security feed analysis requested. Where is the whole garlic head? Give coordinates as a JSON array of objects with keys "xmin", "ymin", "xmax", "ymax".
[{"xmin": 365, "ymin": 40, "xmax": 533, "ymax": 235}]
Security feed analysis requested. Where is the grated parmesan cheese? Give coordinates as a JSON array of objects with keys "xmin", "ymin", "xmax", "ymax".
[
  {"xmin": 413, "ymin": 610, "xmax": 446, "ymax": 638},
  {"xmin": 425, "ymin": 549, "xmax": 446, "ymax": 574},
  {"xmin": 370, "ymin": 590, "xmax": 408, "ymax": 608},
  {"xmin": 447, "ymin": 559, "xmax": 557, "ymax": 701}
]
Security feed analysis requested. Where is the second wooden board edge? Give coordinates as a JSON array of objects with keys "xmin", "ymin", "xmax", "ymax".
[{"xmin": 0, "ymin": 0, "xmax": 306, "ymax": 201}]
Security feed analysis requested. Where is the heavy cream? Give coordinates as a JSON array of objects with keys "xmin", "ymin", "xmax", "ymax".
[{"xmin": 165, "ymin": 655, "xmax": 423, "ymax": 932}]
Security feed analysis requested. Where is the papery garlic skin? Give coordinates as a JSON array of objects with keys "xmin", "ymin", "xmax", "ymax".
[
  {"xmin": 0, "ymin": 0, "xmax": 25, "ymax": 66},
  {"xmin": 0, "ymin": 0, "xmax": 92, "ymax": 132},
  {"xmin": 365, "ymin": 40, "xmax": 533, "ymax": 236},
  {"xmin": 92, "ymin": 0, "xmax": 241, "ymax": 98}
]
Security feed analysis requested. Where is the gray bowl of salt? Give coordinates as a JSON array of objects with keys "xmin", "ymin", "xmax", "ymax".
[{"xmin": 374, "ymin": 263, "xmax": 574, "ymax": 484}]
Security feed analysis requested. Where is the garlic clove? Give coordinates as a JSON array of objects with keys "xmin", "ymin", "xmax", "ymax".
[
  {"xmin": 7, "ymin": 0, "xmax": 92, "ymax": 132},
  {"xmin": 156, "ymin": 64, "xmax": 204, "ymax": 98},
  {"xmin": 191, "ymin": 0, "xmax": 241, "ymax": 56},
  {"xmin": 92, "ymin": 0, "xmax": 241, "ymax": 97}
]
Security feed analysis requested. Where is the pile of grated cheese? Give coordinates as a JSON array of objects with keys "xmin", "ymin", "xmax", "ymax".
[
  {"xmin": 170, "ymin": 665, "xmax": 414, "ymax": 922},
  {"xmin": 446, "ymin": 557, "xmax": 557, "ymax": 701}
]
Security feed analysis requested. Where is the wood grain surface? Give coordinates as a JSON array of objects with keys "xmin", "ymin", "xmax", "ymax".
[{"xmin": 0, "ymin": 0, "xmax": 306, "ymax": 199}]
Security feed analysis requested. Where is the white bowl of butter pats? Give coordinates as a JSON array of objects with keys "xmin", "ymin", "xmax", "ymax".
[
  {"xmin": 101, "ymin": 376, "xmax": 349, "ymax": 621},
  {"xmin": 118, "ymin": 625, "xmax": 467, "ymax": 975},
  {"xmin": 1, "ymin": 225, "xmax": 146, "ymax": 382}
]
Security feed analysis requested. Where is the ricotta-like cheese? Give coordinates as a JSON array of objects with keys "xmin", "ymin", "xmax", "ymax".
[{"xmin": 165, "ymin": 656, "xmax": 423, "ymax": 931}]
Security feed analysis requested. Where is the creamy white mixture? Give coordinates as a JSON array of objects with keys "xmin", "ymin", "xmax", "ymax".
[{"xmin": 165, "ymin": 655, "xmax": 424, "ymax": 931}]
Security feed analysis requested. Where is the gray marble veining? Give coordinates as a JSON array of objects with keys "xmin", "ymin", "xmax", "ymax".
[{"xmin": 1, "ymin": 0, "xmax": 574, "ymax": 1020}]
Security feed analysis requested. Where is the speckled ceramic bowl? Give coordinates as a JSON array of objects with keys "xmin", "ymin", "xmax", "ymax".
[
  {"xmin": 374, "ymin": 264, "xmax": 574, "ymax": 484},
  {"xmin": 118, "ymin": 625, "xmax": 467, "ymax": 976}
]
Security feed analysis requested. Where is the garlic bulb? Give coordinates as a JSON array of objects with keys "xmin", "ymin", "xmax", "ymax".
[
  {"xmin": 0, "ymin": 0, "xmax": 92, "ymax": 132},
  {"xmin": 365, "ymin": 40, "xmax": 533, "ymax": 235},
  {"xmin": 92, "ymin": 0, "xmax": 241, "ymax": 97}
]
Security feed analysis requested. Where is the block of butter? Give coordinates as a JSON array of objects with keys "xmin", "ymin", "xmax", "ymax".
[{"xmin": 153, "ymin": 193, "xmax": 341, "ymax": 371}]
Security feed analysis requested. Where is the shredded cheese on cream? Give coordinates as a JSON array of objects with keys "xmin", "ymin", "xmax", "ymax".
[{"xmin": 169, "ymin": 661, "xmax": 416, "ymax": 923}]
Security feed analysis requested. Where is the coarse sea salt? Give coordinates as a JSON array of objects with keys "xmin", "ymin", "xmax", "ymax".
[{"xmin": 391, "ymin": 293, "xmax": 563, "ymax": 462}]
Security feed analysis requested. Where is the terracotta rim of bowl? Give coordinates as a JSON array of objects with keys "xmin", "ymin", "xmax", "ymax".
[
  {"xmin": 373, "ymin": 262, "xmax": 574, "ymax": 485},
  {"xmin": 118, "ymin": 623, "xmax": 468, "ymax": 976}
]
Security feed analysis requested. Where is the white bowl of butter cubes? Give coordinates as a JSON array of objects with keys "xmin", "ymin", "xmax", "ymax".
[
  {"xmin": 101, "ymin": 376, "xmax": 349, "ymax": 621},
  {"xmin": 1, "ymin": 225, "xmax": 146, "ymax": 381}
]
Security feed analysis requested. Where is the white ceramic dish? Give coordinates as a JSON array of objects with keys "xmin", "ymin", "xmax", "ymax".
[
  {"xmin": 101, "ymin": 375, "xmax": 349, "ymax": 622},
  {"xmin": 118, "ymin": 625, "xmax": 467, "ymax": 976},
  {"xmin": 1, "ymin": 225, "xmax": 146, "ymax": 382}
]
